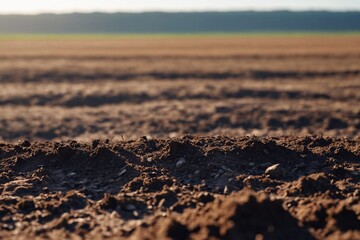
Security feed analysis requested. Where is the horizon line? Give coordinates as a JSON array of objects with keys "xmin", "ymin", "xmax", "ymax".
[{"xmin": 1, "ymin": 9, "xmax": 360, "ymax": 16}]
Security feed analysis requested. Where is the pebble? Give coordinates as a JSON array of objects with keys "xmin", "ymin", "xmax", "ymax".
[
  {"xmin": 67, "ymin": 172, "xmax": 77, "ymax": 177},
  {"xmin": 133, "ymin": 211, "xmax": 139, "ymax": 217},
  {"xmin": 118, "ymin": 168, "xmax": 127, "ymax": 176},
  {"xmin": 265, "ymin": 164, "xmax": 285, "ymax": 179},
  {"xmin": 176, "ymin": 158, "xmax": 186, "ymax": 168},
  {"xmin": 223, "ymin": 186, "xmax": 229, "ymax": 194},
  {"xmin": 169, "ymin": 132, "xmax": 178, "ymax": 138}
]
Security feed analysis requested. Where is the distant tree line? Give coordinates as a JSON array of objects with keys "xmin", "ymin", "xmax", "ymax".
[{"xmin": 0, "ymin": 11, "xmax": 359, "ymax": 33}]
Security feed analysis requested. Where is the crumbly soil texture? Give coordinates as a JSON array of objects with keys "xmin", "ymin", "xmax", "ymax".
[
  {"xmin": 0, "ymin": 36, "xmax": 360, "ymax": 239},
  {"xmin": 0, "ymin": 136, "xmax": 359, "ymax": 239}
]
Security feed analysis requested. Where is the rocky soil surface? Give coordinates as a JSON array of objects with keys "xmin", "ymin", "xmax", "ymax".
[{"xmin": 0, "ymin": 136, "xmax": 359, "ymax": 239}]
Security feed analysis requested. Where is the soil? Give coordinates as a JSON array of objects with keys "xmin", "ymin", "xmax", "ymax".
[
  {"xmin": 0, "ymin": 36, "xmax": 359, "ymax": 140},
  {"xmin": 0, "ymin": 136, "xmax": 359, "ymax": 239},
  {"xmin": 0, "ymin": 36, "xmax": 360, "ymax": 239}
]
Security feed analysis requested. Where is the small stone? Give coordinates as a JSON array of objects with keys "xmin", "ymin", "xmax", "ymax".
[
  {"xmin": 67, "ymin": 172, "xmax": 77, "ymax": 177},
  {"xmin": 118, "ymin": 168, "xmax": 127, "ymax": 176},
  {"xmin": 169, "ymin": 132, "xmax": 178, "ymax": 138},
  {"xmin": 147, "ymin": 157, "xmax": 153, "ymax": 163},
  {"xmin": 158, "ymin": 198, "xmax": 166, "ymax": 208},
  {"xmin": 265, "ymin": 164, "xmax": 285, "ymax": 179},
  {"xmin": 133, "ymin": 210, "xmax": 139, "ymax": 217},
  {"xmin": 176, "ymin": 158, "xmax": 186, "ymax": 168},
  {"xmin": 223, "ymin": 186, "xmax": 229, "ymax": 194}
]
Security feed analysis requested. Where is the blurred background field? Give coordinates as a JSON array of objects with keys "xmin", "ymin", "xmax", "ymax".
[{"xmin": 0, "ymin": 34, "xmax": 359, "ymax": 141}]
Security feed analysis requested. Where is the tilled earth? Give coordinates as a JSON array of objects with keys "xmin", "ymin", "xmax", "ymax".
[
  {"xmin": 0, "ymin": 36, "xmax": 360, "ymax": 140},
  {"xmin": 0, "ymin": 36, "xmax": 360, "ymax": 239},
  {"xmin": 0, "ymin": 136, "xmax": 359, "ymax": 239}
]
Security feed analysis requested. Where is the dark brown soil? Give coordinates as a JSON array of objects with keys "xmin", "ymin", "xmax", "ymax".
[
  {"xmin": 0, "ymin": 36, "xmax": 360, "ymax": 239},
  {"xmin": 0, "ymin": 136, "xmax": 359, "ymax": 239}
]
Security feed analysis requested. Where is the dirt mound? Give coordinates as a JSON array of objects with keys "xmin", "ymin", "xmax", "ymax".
[{"xmin": 134, "ymin": 190, "xmax": 312, "ymax": 240}]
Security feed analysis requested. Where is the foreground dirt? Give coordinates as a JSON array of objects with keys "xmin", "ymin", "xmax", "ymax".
[
  {"xmin": 0, "ymin": 136, "xmax": 359, "ymax": 239},
  {"xmin": 0, "ymin": 36, "xmax": 360, "ymax": 141}
]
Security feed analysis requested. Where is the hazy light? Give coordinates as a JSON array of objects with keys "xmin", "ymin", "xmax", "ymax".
[{"xmin": 1, "ymin": 0, "xmax": 360, "ymax": 14}]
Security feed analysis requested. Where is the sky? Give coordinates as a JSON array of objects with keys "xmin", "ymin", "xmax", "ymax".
[{"xmin": 1, "ymin": 0, "xmax": 360, "ymax": 14}]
